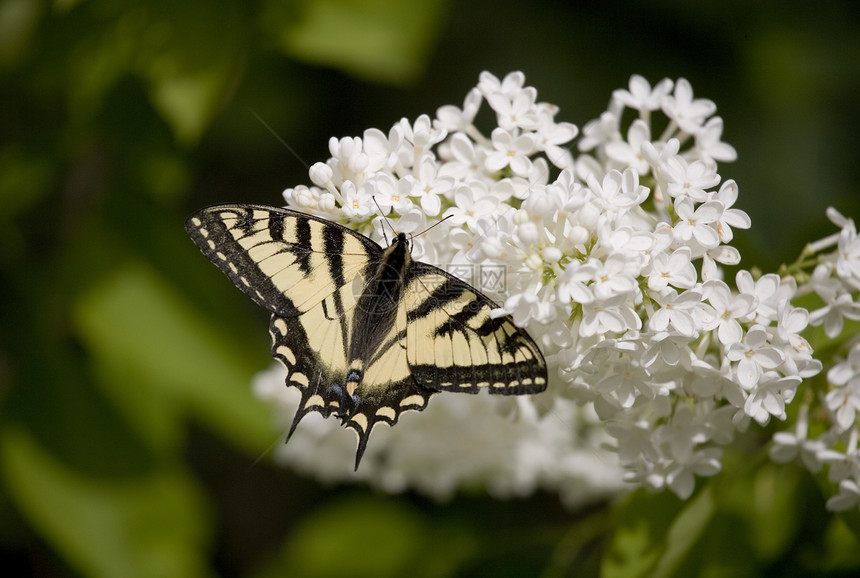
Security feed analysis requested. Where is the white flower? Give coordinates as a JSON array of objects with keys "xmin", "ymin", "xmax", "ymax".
[
  {"xmin": 641, "ymin": 138, "xmax": 681, "ymax": 174},
  {"xmin": 694, "ymin": 116, "xmax": 737, "ymax": 164},
  {"xmin": 577, "ymin": 111, "xmax": 619, "ymax": 153},
  {"xmin": 702, "ymin": 245, "xmax": 741, "ymax": 281},
  {"xmin": 672, "ymin": 198, "xmax": 722, "ymax": 248},
  {"xmin": 485, "ymin": 128, "xmax": 536, "ymax": 176},
  {"xmin": 690, "ymin": 359, "xmax": 746, "ymax": 408},
  {"xmin": 266, "ymin": 70, "xmax": 858, "ymax": 510},
  {"xmin": 661, "ymin": 78, "xmax": 717, "ymax": 134},
  {"xmin": 825, "ymin": 378, "xmax": 860, "ymax": 431},
  {"xmin": 710, "ymin": 180, "xmax": 750, "ymax": 243},
  {"xmin": 647, "ymin": 247, "xmax": 697, "ymax": 291},
  {"xmin": 613, "ymin": 75, "xmax": 674, "ymax": 113},
  {"xmin": 605, "ymin": 120, "xmax": 651, "ymax": 175},
  {"xmin": 726, "ymin": 325, "xmax": 785, "ymax": 389},
  {"xmin": 602, "ymin": 225, "xmax": 656, "ymax": 262},
  {"xmin": 557, "ymin": 262, "xmax": 595, "ymax": 305},
  {"xmin": 596, "ymin": 358, "xmax": 654, "ymax": 409},
  {"xmin": 828, "ymin": 344, "xmax": 860, "ymax": 386},
  {"xmin": 309, "ymin": 162, "xmax": 335, "ymax": 190},
  {"xmin": 587, "ymin": 169, "xmax": 649, "ymax": 212},
  {"xmin": 642, "ymin": 331, "xmax": 695, "ymax": 370},
  {"xmin": 656, "ymin": 404, "xmax": 709, "ymax": 463},
  {"xmin": 736, "ymin": 271, "xmax": 796, "ymax": 324},
  {"xmin": 400, "ymin": 114, "xmax": 447, "ymax": 152},
  {"xmin": 665, "ymin": 447, "xmax": 722, "ymax": 500},
  {"xmin": 663, "ymin": 157, "xmax": 721, "ymax": 202},
  {"xmin": 580, "ymin": 293, "xmax": 641, "ymax": 337},
  {"xmin": 824, "ymin": 347, "xmax": 860, "ymax": 433},
  {"xmin": 649, "ymin": 288, "xmax": 705, "ymax": 337},
  {"xmin": 808, "ymin": 292, "xmax": 860, "ymax": 338},
  {"xmin": 775, "ymin": 301, "xmax": 818, "ymax": 377},
  {"xmin": 743, "ymin": 372, "xmax": 800, "ymax": 424},
  {"xmin": 769, "ymin": 431, "xmax": 827, "ymax": 472},
  {"xmin": 826, "ymin": 478, "xmax": 860, "ymax": 512},
  {"xmin": 587, "ymin": 254, "xmax": 639, "ymax": 300},
  {"xmin": 435, "ymin": 87, "xmax": 482, "ymax": 133},
  {"xmin": 327, "ymin": 136, "xmax": 370, "ymax": 185},
  {"xmin": 535, "ymin": 110, "xmax": 577, "ymax": 169},
  {"xmin": 400, "ymin": 156, "xmax": 452, "ymax": 216},
  {"xmin": 284, "ymin": 185, "xmax": 322, "ymax": 211},
  {"xmin": 501, "ymin": 292, "xmax": 551, "ymax": 326},
  {"xmin": 486, "ymin": 87, "xmax": 539, "ymax": 131},
  {"xmin": 836, "ymin": 218, "xmax": 860, "ymax": 290},
  {"xmin": 825, "ymin": 444, "xmax": 860, "ymax": 484},
  {"xmin": 703, "ymin": 279, "xmax": 756, "ymax": 345},
  {"xmin": 442, "ymin": 183, "xmax": 500, "ymax": 229},
  {"xmin": 438, "ymin": 132, "xmax": 485, "ymax": 180},
  {"xmin": 369, "ymin": 173, "xmax": 414, "ymax": 215},
  {"xmin": 362, "ymin": 127, "xmax": 400, "ymax": 174},
  {"xmin": 340, "ymin": 181, "xmax": 375, "ymax": 219},
  {"xmin": 478, "ymin": 70, "xmax": 526, "ymax": 98},
  {"xmin": 805, "ymin": 263, "xmax": 841, "ymax": 303},
  {"xmin": 606, "ymin": 420, "xmax": 660, "ymax": 464}
]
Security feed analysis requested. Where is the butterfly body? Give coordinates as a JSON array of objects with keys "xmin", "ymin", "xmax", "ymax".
[{"xmin": 186, "ymin": 204, "xmax": 547, "ymax": 468}]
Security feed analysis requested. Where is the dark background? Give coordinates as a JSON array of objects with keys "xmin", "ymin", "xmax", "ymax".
[{"xmin": 2, "ymin": 0, "xmax": 859, "ymax": 576}]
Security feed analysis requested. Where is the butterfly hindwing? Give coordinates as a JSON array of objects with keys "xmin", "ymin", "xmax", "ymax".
[
  {"xmin": 269, "ymin": 281, "xmax": 433, "ymax": 466},
  {"xmin": 186, "ymin": 203, "xmax": 548, "ymax": 469}
]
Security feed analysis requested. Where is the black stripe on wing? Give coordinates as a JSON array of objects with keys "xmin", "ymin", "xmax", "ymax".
[
  {"xmin": 185, "ymin": 204, "xmax": 381, "ymax": 317},
  {"xmin": 404, "ymin": 262, "xmax": 547, "ymax": 395}
]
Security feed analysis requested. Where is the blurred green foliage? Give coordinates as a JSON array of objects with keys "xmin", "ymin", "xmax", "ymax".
[{"xmin": 1, "ymin": 0, "xmax": 859, "ymax": 576}]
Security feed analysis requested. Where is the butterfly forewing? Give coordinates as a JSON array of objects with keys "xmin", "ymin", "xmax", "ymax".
[
  {"xmin": 186, "ymin": 205, "xmax": 380, "ymax": 317},
  {"xmin": 186, "ymin": 203, "xmax": 547, "ymax": 469},
  {"xmin": 404, "ymin": 263, "xmax": 547, "ymax": 394}
]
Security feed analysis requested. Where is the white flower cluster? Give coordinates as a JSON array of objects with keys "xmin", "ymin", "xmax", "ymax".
[
  {"xmin": 770, "ymin": 208, "xmax": 860, "ymax": 512},
  {"xmin": 254, "ymin": 71, "xmax": 854, "ymax": 507}
]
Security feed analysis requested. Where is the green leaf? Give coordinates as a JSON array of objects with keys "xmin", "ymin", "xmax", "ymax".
[
  {"xmin": 142, "ymin": 57, "xmax": 236, "ymax": 146},
  {"xmin": 0, "ymin": 144, "xmax": 57, "ymax": 218},
  {"xmin": 253, "ymin": 495, "xmax": 425, "ymax": 578},
  {"xmin": 134, "ymin": 0, "xmax": 247, "ymax": 145},
  {"xmin": 73, "ymin": 260, "xmax": 274, "ymax": 454},
  {"xmin": 0, "ymin": 426, "xmax": 212, "ymax": 578},
  {"xmin": 62, "ymin": 0, "xmax": 245, "ymax": 144},
  {"xmin": 603, "ymin": 487, "xmax": 718, "ymax": 578},
  {"xmin": 654, "ymin": 486, "xmax": 716, "ymax": 577},
  {"xmin": 263, "ymin": 0, "xmax": 447, "ymax": 84},
  {"xmin": 603, "ymin": 490, "xmax": 681, "ymax": 578},
  {"xmin": 743, "ymin": 462, "xmax": 802, "ymax": 561},
  {"xmin": 820, "ymin": 516, "xmax": 860, "ymax": 572},
  {"xmin": 0, "ymin": 0, "xmax": 43, "ymax": 70}
]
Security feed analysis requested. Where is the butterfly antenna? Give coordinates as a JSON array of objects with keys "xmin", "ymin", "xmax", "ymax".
[
  {"xmin": 246, "ymin": 433, "xmax": 284, "ymax": 471},
  {"xmin": 248, "ymin": 107, "xmax": 309, "ymax": 169},
  {"xmin": 413, "ymin": 214, "xmax": 454, "ymax": 240},
  {"xmin": 371, "ymin": 196, "xmax": 396, "ymax": 244}
]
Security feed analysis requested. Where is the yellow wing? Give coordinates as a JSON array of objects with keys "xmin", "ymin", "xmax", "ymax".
[
  {"xmin": 185, "ymin": 204, "xmax": 379, "ymax": 317},
  {"xmin": 404, "ymin": 263, "xmax": 547, "ymax": 394}
]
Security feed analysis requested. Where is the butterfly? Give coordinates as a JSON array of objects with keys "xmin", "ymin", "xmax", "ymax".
[{"xmin": 185, "ymin": 204, "xmax": 547, "ymax": 468}]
